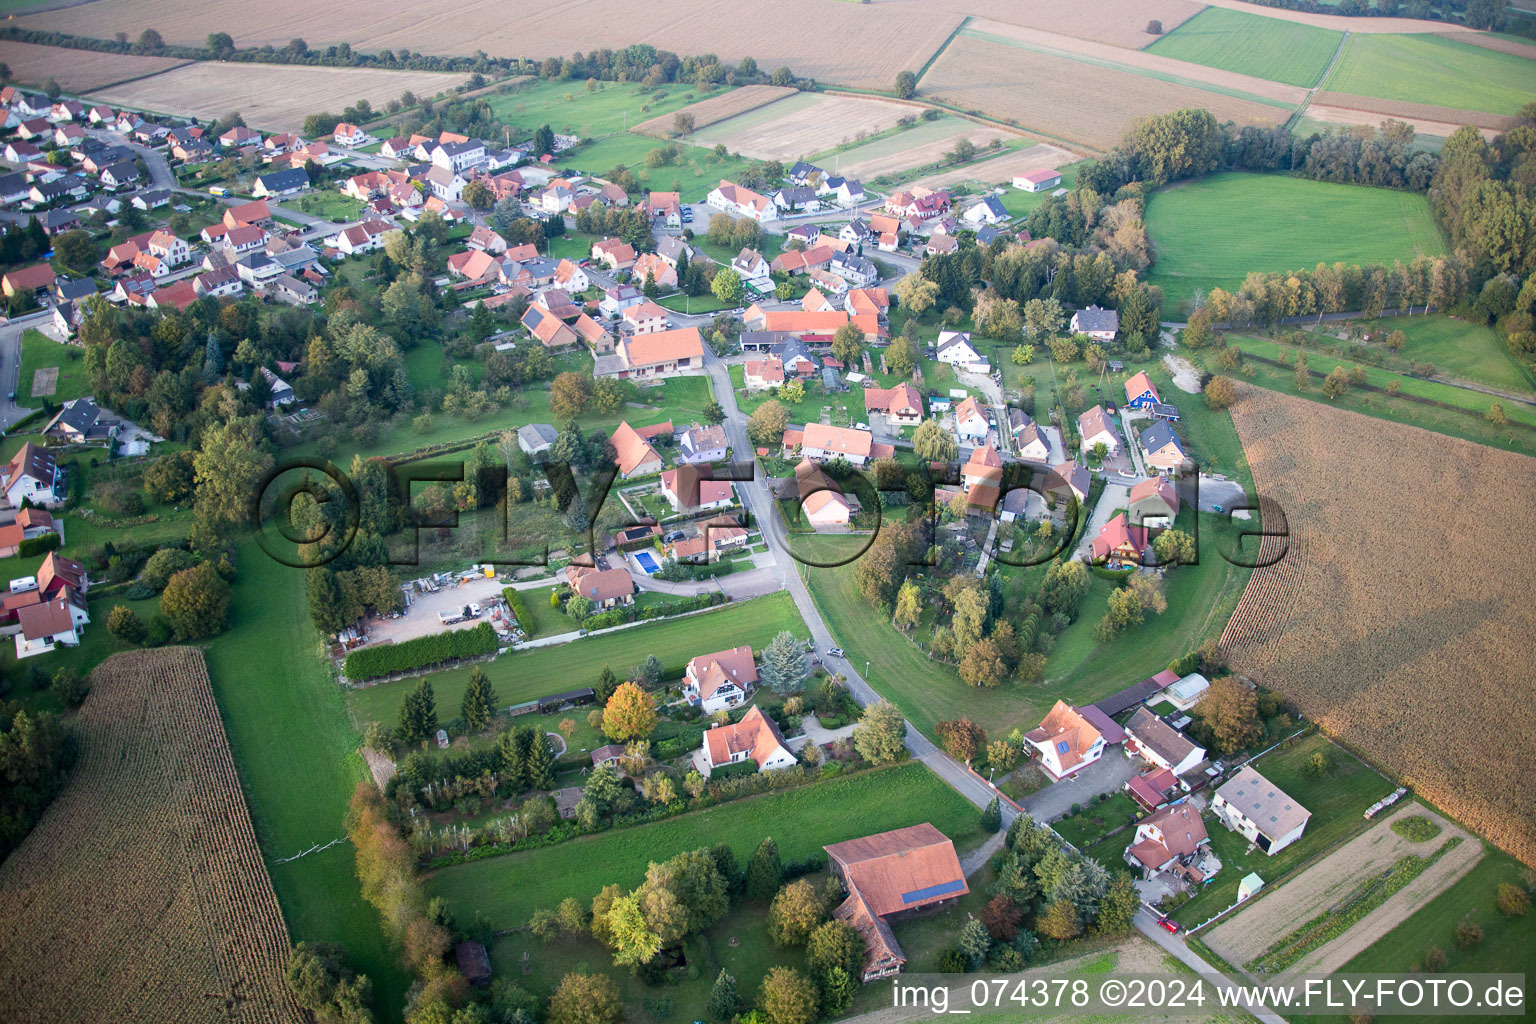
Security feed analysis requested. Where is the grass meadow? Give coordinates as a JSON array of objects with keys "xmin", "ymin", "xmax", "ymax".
[
  {"xmin": 1322, "ymin": 33, "xmax": 1536, "ymax": 115},
  {"xmin": 345, "ymin": 591, "xmax": 809, "ymax": 729},
  {"xmin": 1308, "ymin": 313, "xmax": 1534, "ymax": 395},
  {"xmin": 426, "ymin": 760, "xmax": 980, "ymax": 929},
  {"xmin": 1146, "ymin": 7, "xmax": 1343, "ymax": 88},
  {"xmin": 1146, "ymin": 173, "xmax": 1445, "ymax": 313},
  {"xmin": 18, "ymin": 330, "xmax": 89, "ymax": 409}
]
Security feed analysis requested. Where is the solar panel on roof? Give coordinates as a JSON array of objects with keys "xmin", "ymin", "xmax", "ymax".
[
  {"xmin": 1057, "ymin": 740, "xmax": 1070, "ymax": 754},
  {"xmin": 901, "ymin": 879, "xmax": 965, "ymax": 904}
]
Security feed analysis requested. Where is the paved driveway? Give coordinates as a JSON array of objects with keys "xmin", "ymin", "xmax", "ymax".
[{"xmin": 1023, "ymin": 750, "xmax": 1138, "ymax": 822}]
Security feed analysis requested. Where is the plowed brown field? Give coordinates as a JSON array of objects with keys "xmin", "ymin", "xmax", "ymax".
[
  {"xmin": 1221, "ymin": 386, "xmax": 1536, "ymax": 867},
  {"xmin": 0, "ymin": 648, "xmax": 303, "ymax": 1024},
  {"xmin": 0, "ymin": 41, "xmax": 190, "ymax": 93}
]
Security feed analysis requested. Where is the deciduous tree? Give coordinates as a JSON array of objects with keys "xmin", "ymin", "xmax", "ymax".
[
  {"xmin": 854, "ymin": 701, "xmax": 907, "ymax": 764},
  {"xmin": 603, "ymin": 682, "xmax": 657, "ymax": 740}
]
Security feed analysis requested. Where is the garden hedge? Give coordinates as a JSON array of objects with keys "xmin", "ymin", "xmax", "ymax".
[{"xmin": 344, "ymin": 621, "xmax": 498, "ymax": 680}]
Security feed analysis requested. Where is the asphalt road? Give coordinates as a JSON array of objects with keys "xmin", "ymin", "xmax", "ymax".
[{"xmin": 0, "ymin": 309, "xmax": 53, "ymax": 431}]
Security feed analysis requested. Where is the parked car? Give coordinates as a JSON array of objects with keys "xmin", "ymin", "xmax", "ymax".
[
  {"xmin": 1158, "ymin": 918, "xmax": 1179, "ymax": 934},
  {"xmin": 825, "ymin": 646, "xmax": 845, "ymax": 658}
]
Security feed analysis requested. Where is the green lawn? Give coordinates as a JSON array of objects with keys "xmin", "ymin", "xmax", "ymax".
[
  {"xmin": 290, "ymin": 190, "xmax": 365, "ymax": 222},
  {"xmin": 1052, "ymin": 792, "xmax": 1141, "ymax": 844},
  {"xmin": 1315, "ymin": 313, "xmax": 1534, "ymax": 395},
  {"xmin": 426, "ymin": 760, "xmax": 980, "ymax": 929},
  {"xmin": 1176, "ymin": 732, "xmax": 1396, "ymax": 927},
  {"xmin": 511, "ymin": 584, "xmax": 576, "ymax": 639},
  {"xmin": 488, "ymin": 78, "xmax": 719, "ymax": 141},
  {"xmin": 346, "ymin": 591, "xmax": 809, "ymax": 729},
  {"xmin": 1145, "ymin": 7, "xmax": 1343, "ymax": 88},
  {"xmin": 1299, "ymin": 844, "xmax": 1536, "ymax": 1023},
  {"xmin": 18, "ymin": 330, "xmax": 88, "ymax": 409},
  {"xmin": 1322, "ymin": 33, "xmax": 1536, "ymax": 115},
  {"xmin": 997, "ymin": 162, "xmax": 1081, "ymax": 218},
  {"xmin": 1218, "ymin": 333, "xmax": 1536, "ymax": 454},
  {"xmin": 1146, "ymin": 173, "xmax": 1446, "ymax": 313},
  {"xmin": 206, "ymin": 546, "xmax": 410, "ymax": 1017},
  {"xmin": 656, "ymin": 291, "xmax": 732, "ymax": 314},
  {"xmin": 559, "ymin": 132, "xmax": 758, "ymax": 203}
]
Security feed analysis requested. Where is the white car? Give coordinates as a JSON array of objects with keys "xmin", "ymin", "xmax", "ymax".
[{"xmin": 825, "ymin": 647, "xmax": 845, "ymax": 658}]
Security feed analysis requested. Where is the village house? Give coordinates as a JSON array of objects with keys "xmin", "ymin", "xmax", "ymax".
[
  {"xmin": 952, "ymin": 396, "xmax": 990, "ymax": 445},
  {"xmin": 706, "ymin": 180, "xmax": 777, "ymax": 222},
  {"xmin": 1016, "ymin": 422, "xmax": 1052, "ymax": 463},
  {"xmin": 961, "ymin": 195, "xmax": 1009, "ymax": 227},
  {"xmin": 1040, "ymin": 462, "xmax": 1086, "ymax": 507},
  {"xmin": 668, "ymin": 514, "xmax": 748, "ymax": 563},
  {"xmin": 924, "ymin": 233, "xmax": 958, "ymax": 257},
  {"xmin": 730, "ymin": 248, "xmax": 772, "ymax": 290},
  {"xmin": 1127, "ymin": 767, "xmax": 1182, "ymax": 813},
  {"xmin": 700, "ymin": 706, "xmax": 795, "ymax": 775},
  {"xmin": 1124, "ymin": 707, "xmax": 1208, "ymax": 777},
  {"xmin": 845, "ymin": 287, "xmax": 889, "ymax": 320},
  {"xmin": 1090, "ymin": 513, "xmax": 1148, "ymax": 566},
  {"xmin": 960, "ymin": 443, "xmax": 1003, "ymax": 511},
  {"xmin": 1077, "ymin": 405, "xmax": 1121, "ymax": 457},
  {"xmin": 884, "ymin": 187, "xmax": 950, "ymax": 221},
  {"xmin": 333, "ymin": 220, "xmax": 389, "ymax": 257},
  {"xmin": 600, "ymin": 283, "xmax": 644, "ymax": 318},
  {"xmin": 1124, "ymin": 803, "xmax": 1210, "ymax": 881},
  {"xmin": 743, "ymin": 306, "xmax": 879, "ymax": 343},
  {"xmin": 0, "ymin": 508, "xmax": 57, "ymax": 559},
  {"xmin": 261, "ymin": 367, "xmax": 295, "ymax": 408},
  {"xmin": 683, "ymin": 645, "xmax": 758, "ymax": 714},
  {"xmin": 553, "ymin": 258, "xmax": 589, "ymax": 293},
  {"xmin": 14, "ymin": 593, "xmax": 89, "ymax": 659},
  {"xmin": 743, "ymin": 355, "xmax": 785, "ymax": 391},
  {"xmin": 622, "ymin": 300, "xmax": 670, "ymax": 336},
  {"xmin": 561, "ymin": 564, "xmax": 635, "ymax": 609},
  {"xmin": 2, "ymin": 263, "xmax": 55, "ymax": 300},
  {"xmin": 1013, "ymin": 169, "xmax": 1062, "ymax": 192},
  {"xmin": 253, "ymin": 168, "xmax": 309, "ymax": 198},
  {"xmin": 782, "ymin": 459, "xmax": 852, "ymax": 527},
  {"xmin": 467, "ymin": 226, "xmax": 508, "ymax": 254},
  {"xmin": 630, "ymin": 252, "xmax": 676, "ymax": 291},
  {"xmin": 660, "ymin": 464, "xmax": 735, "ymax": 513},
  {"xmin": 1128, "ymin": 476, "xmax": 1180, "ymax": 527},
  {"xmin": 610, "ymin": 421, "xmax": 664, "ymax": 478},
  {"xmin": 1124, "ymin": 371, "xmax": 1161, "ymax": 409},
  {"xmin": 801, "ymin": 289, "xmax": 835, "ymax": 314},
  {"xmin": 1071, "ymin": 305, "xmax": 1119, "ymax": 342},
  {"xmin": 654, "ymin": 235, "xmax": 694, "ymax": 269},
  {"xmin": 792, "ymin": 423, "xmax": 892, "ymax": 468},
  {"xmin": 42, "ymin": 398, "xmax": 118, "ymax": 445},
  {"xmin": 1, "ymin": 443, "xmax": 62, "ymax": 508},
  {"xmin": 772, "ymin": 185, "xmax": 819, "ymax": 213},
  {"xmin": 1140, "ymin": 421, "xmax": 1187, "ymax": 475},
  {"xmin": 935, "ymin": 331, "xmax": 987, "ymax": 372},
  {"xmin": 771, "ymin": 244, "xmax": 834, "ymax": 278},
  {"xmin": 647, "ymin": 191, "xmax": 682, "ymax": 228},
  {"xmin": 1025, "ymin": 700, "xmax": 1123, "ymax": 779},
  {"xmin": 826, "ymin": 824, "xmax": 968, "ymax": 982},
  {"xmin": 1211, "ymin": 766, "xmax": 1312, "ymax": 855},
  {"xmin": 864, "ymin": 382, "xmax": 923, "ymax": 426},
  {"xmin": 598, "ymin": 327, "xmax": 705, "ymax": 380},
  {"xmin": 193, "ymin": 265, "xmax": 243, "ymax": 299},
  {"xmin": 678, "ymin": 424, "xmax": 728, "ymax": 464},
  {"xmin": 590, "ymin": 237, "xmax": 637, "ymax": 271}
]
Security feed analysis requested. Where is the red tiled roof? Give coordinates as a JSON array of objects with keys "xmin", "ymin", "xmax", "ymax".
[
  {"xmin": 1024, "ymin": 700, "xmax": 1102, "ymax": 773},
  {"xmin": 704, "ymin": 706, "xmax": 791, "ymax": 769},
  {"xmin": 610, "ymin": 421, "xmax": 661, "ymax": 476},
  {"xmin": 825, "ymin": 823, "xmax": 967, "ymax": 918}
]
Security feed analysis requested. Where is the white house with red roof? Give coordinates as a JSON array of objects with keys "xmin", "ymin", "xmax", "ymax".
[
  {"xmin": 864, "ymin": 382, "xmax": 923, "ymax": 426},
  {"xmin": 610, "ymin": 421, "xmax": 664, "ymax": 478},
  {"xmin": 1025, "ymin": 700, "xmax": 1109, "ymax": 779},
  {"xmin": 953, "ymin": 396, "xmax": 989, "ymax": 445},
  {"xmin": 699, "ymin": 706, "xmax": 795, "ymax": 774},
  {"xmin": 683, "ymin": 645, "xmax": 758, "ymax": 715},
  {"xmin": 1124, "ymin": 803, "xmax": 1210, "ymax": 880},
  {"xmin": 706, "ymin": 180, "xmax": 777, "ymax": 222},
  {"xmin": 1013, "ymin": 169, "xmax": 1061, "ymax": 192}
]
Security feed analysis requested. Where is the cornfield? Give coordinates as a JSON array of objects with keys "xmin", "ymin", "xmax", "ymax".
[
  {"xmin": 0, "ymin": 648, "xmax": 303, "ymax": 1024},
  {"xmin": 1221, "ymin": 385, "xmax": 1536, "ymax": 867}
]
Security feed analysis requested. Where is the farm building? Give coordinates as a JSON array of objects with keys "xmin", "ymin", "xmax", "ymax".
[
  {"xmin": 1211, "ymin": 766, "xmax": 1312, "ymax": 856},
  {"xmin": 1124, "ymin": 707, "xmax": 1207, "ymax": 777},
  {"xmin": 1013, "ymin": 169, "xmax": 1062, "ymax": 192}
]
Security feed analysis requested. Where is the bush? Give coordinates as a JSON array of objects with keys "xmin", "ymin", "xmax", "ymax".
[
  {"xmin": 17, "ymin": 532, "xmax": 61, "ymax": 557},
  {"xmin": 1495, "ymin": 882, "xmax": 1530, "ymax": 918},
  {"xmin": 503, "ymin": 587, "xmax": 533, "ymax": 631},
  {"xmin": 1422, "ymin": 947, "xmax": 1447, "ymax": 971},
  {"xmin": 1389, "ymin": 815, "xmax": 1441, "ymax": 843},
  {"xmin": 1454, "ymin": 921, "xmax": 1483, "ymax": 948},
  {"xmin": 709, "ymin": 760, "xmax": 759, "ymax": 782},
  {"xmin": 343, "ymin": 621, "xmax": 499, "ymax": 680}
]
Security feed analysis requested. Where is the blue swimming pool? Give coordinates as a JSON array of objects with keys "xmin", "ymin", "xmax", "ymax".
[{"xmin": 634, "ymin": 551, "xmax": 660, "ymax": 574}]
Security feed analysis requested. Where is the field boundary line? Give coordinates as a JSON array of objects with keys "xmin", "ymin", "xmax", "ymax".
[
  {"xmin": 1289, "ymin": 29, "xmax": 1350, "ymax": 128},
  {"xmin": 81, "ymin": 60, "xmax": 196, "ymax": 94},
  {"xmin": 914, "ymin": 15, "xmax": 970, "ymax": 86}
]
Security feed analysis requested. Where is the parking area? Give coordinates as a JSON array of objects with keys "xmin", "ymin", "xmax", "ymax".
[
  {"xmin": 1023, "ymin": 750, "xmax": 1140, "ymax": 823},
  {"xmin": 359, "ymin": 575, "xmax": 508, "ymax": 646}
]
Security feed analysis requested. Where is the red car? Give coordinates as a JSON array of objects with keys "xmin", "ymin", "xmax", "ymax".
[{"xmin": 1158, "ymin": 917, "xmax": 1179, "ymax": 934}]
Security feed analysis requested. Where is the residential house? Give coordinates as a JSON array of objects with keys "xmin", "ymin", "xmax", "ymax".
[
  {"xmin": 1077, "ymin": 405, "xmax": 1121, "ymax": 456},
  {"xmin": 561, "ymin": 565, "xmax": 635, "ymax": 608},
  {"xmin": 132, "ymin": 251, "xmax": 173, "ymax": 279},
  {"xmin": 782, "ymin": 459, "xmax": 851, "ymax": 527},
  {"xmin": 520, "ymin": 304, "xmax": 579, "ymax": 349},
  {"xmin": 39, "ymin": 209, "xmax": 79, "ymax": 236},
  {"xmin": 795, "ymin": 423, "xmax": 892, "ymax": 468},
  {"xmin": 332, "ymin": 123, "xmax": 366, "ymax": 146},
  {"xmin": 1, "ymin": 443, "xmax": 61, "ymax": 507},
  {"xmin": 1127, "ymin": 768, "xmax": 1182, "ymax": 813},
  {"xmin": 706, "ymin": 180, "xmax": 776, "ymax": 222},
  {"xmin": 772, "ymin": 339, "xmax": 821, "ymax": 376},
  {"xmin": 772, "ymin": 185, "xmax": 820, "ymax": 213},
  {"xmin": 1211, "ymin": 766, "xmax": 1312, "ymax": 855},
  {"xmin": 701, "ymin": 706, "xmax": 795, "ymax": 774},
  {"xmin": 3, "ymin": 141, "xmax": 40, "ymax": 164},
  {"xmin": 744, "ymin": 355, "xmax": 785, "ymax": 391},
  {"xmin": 1013, "ymin": 169, "xmax": 1062, "ymax": 192},
  {"xmin": 885, "ymin": 187, "xmax": 950, "ymax": 221},
  {"xmin": 647, "ymin": 191, "xmax": 682, "ymax": 228},
  {"xmin": 1090, "ymin": 513, "xmax": 1148, "ymax": 566},
  {"xmin": 0, "ymin": 171, "xmax": 30, "ymax": 205},
  {"xmin": 261, "ymin": 367, "xmax": 295, "ymax": 407},
  {"xmin": 51, "ymin": 300, "xmax": 83, "ymax": 338},
  {"xmin": 37, "ymin": 552, "xmax": 88, "ymax": 599},
  {"xmin": 1124, "ymin": 370, "xmax": 1160, "ymax": 409},
  {"xmin": 1014, "ymin": 422, "xmax": 1050, "ymax": 463},
  {"xmin": 1025, "ymin": 700, "xmax": 1109, "ymax": 780},
  {"xmin": 669, "ymin": 514, "xmax": 748, "ymax": 563},
  {"xmin": 379, "ymin": 137, "xmax": 414, "ymax": 159},
  {"xmin": 622, "ymin": 300, "xmax": 670, "ymax": 336},
  {"xmin": 193, "ymin": 265, "xmax": 243, "ymax": 299},
  {"xmin": 599, "ymin": 327, "xmax": 705, "ymax": 380},
  {"xmin": 143, "ymin": 229, "xmax": 189, "ymax": 266},
  {"xmin": 771, "ymin": 244, "xmax": 833, "ymax": 278},
  {"xmin": 270, "ymin": 273, "xmax": 317, "ymax": 306},
  {"xmin": 864, "ymin": 382, "xmax": 923, "ymax": 426},
  {"xmin": 1071, "ymin": 305, "xmax": 1119, "ymax": 342},
  {"xmin": 630, "ymin": 252, "xmax": 676, "ymax": 291},
  {"xmin": 830, "ymin": 177, "xmax": 865, "ymax": 208},
  {"xmin": 253, "ymin": 168, "xmax": 309, "ymax": 197},
  {"xmin": 1043, "ymin": 460, "xmax": 1090, "ymax": 503},
  {"xmin": 447, "ymin": 248, "xmax": 501, "ymax": 282},
  {"xmin": 845, "ymin": 287, "xmax": 888, "ymax": 319},
  {"xmin": 953, "ymin": 396, "xmax": 989, "ymax": 445},
  {"xmin": 98, "ymin": 161, "xmax": 139, "ymax": 190},
  {"xmin": 434, "ymin": 140, "xmax": 487, "ymax": 173},
  {"xmin": 467, "ymin": 226, "xmax": 508, "ymax": 253},
  {"xmin": 826, "ymin": 824, "xmax": 968, "ymax": 982},
  {"xmin": 801, "ymin": 289, "xmax": 835, "ymax": 313},
  {"xmin": 225, "ymin": 199, "xmax": 272, "ymax": 227},
  {"xmin": 655, "ymin": 235, "xmax": 694, "ymax": 269},
  {"xmin": 743, "ymin": 306, "xmax": 878, "ymax": 343},
  {"xmin": 839, "ymin": 219, "xmax": 872, "ymax": 247},
  {"xmin": 935, "ymin": 331, "xmax": 988, "ymax": 372},
  {"xmin": 660, "ymin": 464, "xmax": 734, "ymax": 513},
  {"xmin": 2, "ymin": 263, "xmax": 55, "ymax": 299},
  {"xmin": 829, "ymin": 252, "xmax": 877, "ymax": 288},
  {"xmin": 221, "ymin": 125, "xmax": 262, "ymax": 148},
  {"xmin": 962, "ymin": 195, "xmax": 1009, "ymax": 226},
  {"xmin": 683, "ymin": 646, "xmax": 758, "ymax": 714},
  {"xmin": 422, "ymin": 165, "xmax": 467, "ymax": 202},
  {"xmin": 679, "ymin": 424, "xmax": 728, "ymax": 464},
  {"xmin": 1124, "ymin": 707, "xmax": 1207, "ymax": 777},
  {"xmin": 333, "ymin": 220, "xmax": 388, "ymax": 256},
  {"xmin": 600, "ymin": 283, "xmax": 644, "ymax": 318},
  {"xmin": 553, "ymin": 258, "xmax": 590, "ymax": 293},
  {"xmin": 42, "ymin": 398, "xmax": 117, "ymax": 445},
  {"xmin": 14, "ymin": 595, "xmax": 87, "ymax": 659},
  {"xmin": 1139, "ymin": 421, "xmax": 1186, "ymax": 475},
  {"xmin": 0, "ymin": 508, "xmax": 56, "ymax": 558},
  {"xmin": 591, "ymin": 237, "xmax": 637, "ymax": 271},
  {"xmin": 730, "ymin": 248, "xmax": 771, "ymax": 290},
  {"xmin": 961, "ymin": 443, "xmax": 1003, "ymax": 510},
  {"xmin": 1124, "ymin": 803, "xmax": 1210, "ymax": 881},
  {"xmin": 516, "ymin": 423, "xmax": 558, "ymax": 460},
  {"xmin": 1128, "ymin": 476, "xmax": 1180, "ymax": 527},
  {"xmin": 610, "ymin": 421, "xmax": 664, "ymax": 478},
  {"xmin": 924, "ymin": 233, "xmax": 958, "ymax": 257}
]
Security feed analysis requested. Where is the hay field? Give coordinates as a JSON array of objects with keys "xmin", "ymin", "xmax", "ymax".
[
  {"xmin": 920, "ymin": 34, "xmax": 1289, "ymax": 152},
  {"xmin": 1312, "ymin": 91, "xmax": 1516, "ymax": 132},
  {"xmin": 963, "ymin": 19, "xmax": 1308, "ymax": 105},
  {"xmin": 632, "ymin": 84, "xmax": 794, "ymax": 138},
  {"xmin": 0, "ymin": 648, "xmax": 302, "ymax": 1024},
  {"xmin": 907, "ymin": 140, "xmax": 1078, "ymax": 189},
  {"xmin": 1220, "ymin": 386, "xmax": 1536, "ymax": 867},
  {"xmin": 828, "ymin": 116, "xmax": 1015, "ymax": 182},
  {"xmin": 692, "ymin": 93, "xmax": 923, "ymax": 162},
  {"xmin": 16, "ymin": 0, "xmax": 962, "ymax": 92},
  {"xmin": 0, "ymin": 40, "xmax": 190, "ymax": 93},
  {"xmin": 88, "ymin": 61, "xmax": 469, "ymax": 130},
  {"xmin": 1144, "ymin": 7, "xmax": 1343, "ymax": 88},
  {"xmin": 1322, "ymin": 33, "xmax": 1536, "ymax": 115}
]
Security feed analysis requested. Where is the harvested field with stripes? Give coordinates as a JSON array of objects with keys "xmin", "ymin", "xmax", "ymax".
[
  {"xmin": 920, "ymin": 33, "xmax": 1290, "ymax": 152},
  {"xmin": 1221, "ymin": 385, "xmax": 1536, "ymax": 868},
  {"xmin": 907, "ymin": 140, "xmax": 1078, "ymax": 189},
  {"xmin": 632, "ymin": 84, "xmax": 795, "ymax": 138},
  {"xmin": 943, "ymin": 0, "xmax": 1205, "ymax": 49},
  {"xmin": 0, "ymin": 40, "xmax": 190, "ymax": 93},
  {"xmin": 828, "ymin": 116, "xmax": 1015, "ymax": 182},
  {"xmin": 90, "ymin": 61, "xmax": 470, "ymax": 130},
  {"xmin": 692, "ymin": 93, "xmax": 924, "ymax": 163},
  {"xmin": 0, "ymin": 647, "xmax": 302, "ymax": 1024},
  {"xmin": 1312, "ymin": 92, "xmax": 1516, "ymax": 132},
  {"xmin": 1305, "ymin": 103, "xmax": 1501, "ymax": 142}
]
